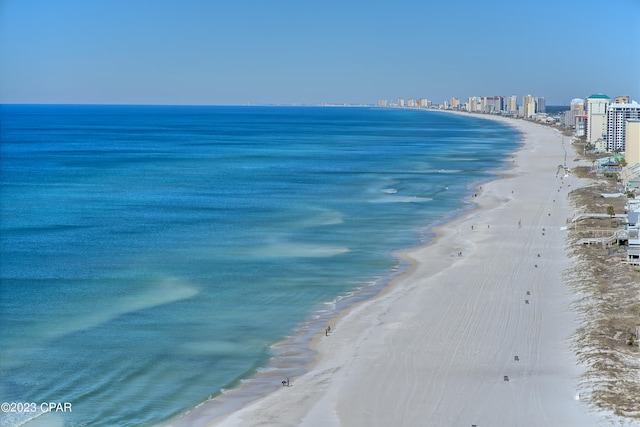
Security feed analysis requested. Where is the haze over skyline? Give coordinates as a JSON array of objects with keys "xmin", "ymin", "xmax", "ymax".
[{"xmin": 1, "ymin": 0, "xmax": 639, "ymax": 106}]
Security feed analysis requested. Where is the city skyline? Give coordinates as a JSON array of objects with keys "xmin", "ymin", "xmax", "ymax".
[{"xmin": 1, "ymin": 0, "xmax": 639, "ymax": 106}]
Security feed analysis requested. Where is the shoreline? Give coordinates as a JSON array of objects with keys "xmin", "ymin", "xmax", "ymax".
[{"xmin": 172, "ymin": 114, "xmax": 611, "ymax": 426}]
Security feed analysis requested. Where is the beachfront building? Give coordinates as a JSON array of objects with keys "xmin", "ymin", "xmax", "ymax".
[
  {"xmin": 615, "ymin": 96, "xmax": 631, "ymax": 104},
  {"xmin": 626, "ymin": 119, "xmax": 640, "ymax": 165},
  {"xmin": 620, "ymin": 163, "xmax": 640, "ymax": 190},
  {"xmin": 535, "ymin": 97, "xmax": 546, "ymax": 114},
  {"xmin": 586, "ymin": 94, "xmax": 610, "ymax": 143},
  {"xmin": 606, "ymin": 101, "xmax": 640, "ymax": 152},
  {"xmin": 398, "ymin": 98, "xmax": 405, "ymax": 107},
  {"xmin": 378, "ymin": 99, "xmax": 388, "ymax": 107},
  {"xmin": 572, "ymin": 99, "xmax": 586, "ymax": 136},
  {"xmin": 419, "ymin": 98, "xmax": 431, "ymax": 108},
  {"xmin": 466, "ymin": 96, "xmax": 479, "ymax": 113},
  {"xmin": 534, "ymin": 114, "xmax": 555, "ymax": 124},
  {"xmin": 575, "ymin": 116, "xmax": 586, "ymax": 137},
  {"xmin": 483, "ymin": 96, "xmax": 503, "ymax": 114},
  {"xmin": 566, "ymin": 111, "xmax": 586, "ymax": 131},
  {"xmin": 506, "ymin": 96, "xmax": 518, "ymax": 115},
  {"xmin": 626, "ymin": 197, "xmax": 640, "ymax": 264},
  {"xmin": 449, "ymin": 97, "xmax": 460, "ymax": 110},
  {"xmin": 594, "ymin": 138, "xmax": 608, "ymax": 153},
  {"xmin": 522, "ymin": 94, "xmax": 536, "ymax": 118},
  {"xmin": 571, "ymin": 98, "xmax": 585, "ymax": 112},
  {"xmin": 561, "ymin": 98, "xmax": 585, "ymax": 132},
  {"xmin": 627, "ymin": 226, "xmax": 640, "ymax": 265}
]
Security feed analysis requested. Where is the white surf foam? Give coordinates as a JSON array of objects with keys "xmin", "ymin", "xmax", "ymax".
[
  {"xmin": 1, "ymin": 278, "xmax": 199, "ymax": 371},
  {"xmin": 371, "ymin": 196, "xmax": 433, "ymax": 203},
  {"xmin": 252, "ymin": 242, "xmax": 350, "ymax": 258}
]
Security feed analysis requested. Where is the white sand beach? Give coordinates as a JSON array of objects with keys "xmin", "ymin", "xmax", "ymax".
[{"xmin": 183, "ymin": 115, "xmax": 616, "ymax": 426}]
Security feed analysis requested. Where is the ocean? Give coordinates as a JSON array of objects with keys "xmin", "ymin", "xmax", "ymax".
[{"xmin": 0, "ymin": 105, "xmax": 520, "ymax": 426}]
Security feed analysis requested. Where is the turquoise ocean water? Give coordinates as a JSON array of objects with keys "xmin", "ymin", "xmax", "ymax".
[{"xmin": 0, "ymin": 105, "xmax": 520, "ymax": 426}]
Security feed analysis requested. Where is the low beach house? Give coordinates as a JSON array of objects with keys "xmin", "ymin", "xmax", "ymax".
[
  {"xmin": 594, "ymin": 139, "xmax": 608, "ymax": 153},
  {"xmin": 627, "ymin": 229, "xmax": 640, "ymax": 264},
  {"xmin": 620, "ymin": 163, "xmax": 640, "ymax": 190},
  {"xmin": 626, "ymin": 209, "xmax": 640, "ymax": 264},
  {"xmin": 602, "ymin": 161, "xmax": 622, "ymax": 174},
  {"xmin": 628, "ymin": 211, "xmax": 639, "ymax": 229}
]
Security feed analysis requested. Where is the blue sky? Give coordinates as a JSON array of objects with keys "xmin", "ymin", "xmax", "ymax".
[{"xmin": 1, "ymin": 0, "xmax": 639, "ymax": 105}]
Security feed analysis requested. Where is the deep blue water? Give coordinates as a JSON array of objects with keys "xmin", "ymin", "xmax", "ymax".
[{"xmin": 0, "ymin": 105, "xmax": 520, "ymax": 426}]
